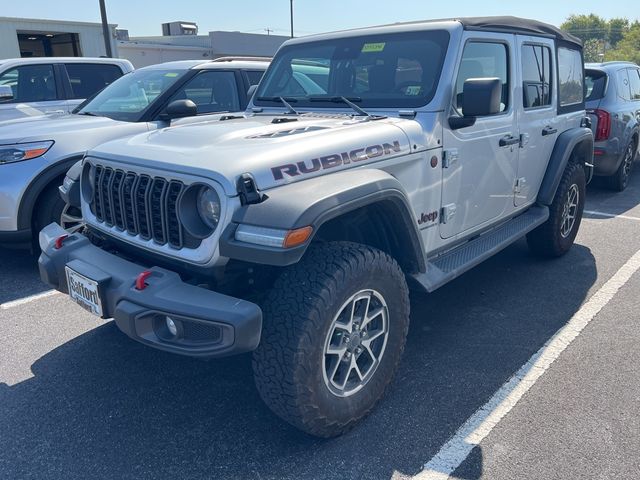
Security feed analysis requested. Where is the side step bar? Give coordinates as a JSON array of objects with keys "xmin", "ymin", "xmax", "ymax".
[{"xmin": 412, "ymin": 206, "xmax": 549, "ymax": 292}]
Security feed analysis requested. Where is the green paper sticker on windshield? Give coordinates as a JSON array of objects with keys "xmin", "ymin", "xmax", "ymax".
[
  {"xmin": 361, "ymin": 42, "xmax": 386, "ymax": 53},
  {"xmin": 164, "ymin": 73, "xmax": 179, "ymax": 77}
]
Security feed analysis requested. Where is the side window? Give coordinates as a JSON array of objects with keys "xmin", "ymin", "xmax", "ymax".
[
  {"xmin": 616, "ymin": 69, "xmax": 631, "ymax": 101},
  {"xmin": 168, "ymin": 71, "xmax": 240, "ymax": 113},
  {"xmin": 65, "ymin": 63, "xmax": 124, "ymax": 99},
  {"xmin": 455, "ymin": 41, "xmax": 509, "ymax": 114},
  {"xmin": 557, "ymin": 47, "xmax": 584, "ymax": 107},
  {"xmin": 245, "ymin": 70, "xmax": 265, "ymax": 86},
  {"xmin": 626, "ymin": 69, "xmax": 640, "ymax": 101},
  {"xmin": 0, "ymin": 64, "xmax": 57, "ymax": 103},
  {"xmin": 522, "ymin": 44, "xmax": 552, "ymax": 108}
]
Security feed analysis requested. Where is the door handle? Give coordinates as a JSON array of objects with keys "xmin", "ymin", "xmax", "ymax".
[
  {"xmin": 542, "ymin": 126, "xmax": 557, "ymax": 136},
  {"xmin": 499, "ymin": 135, "xmax": 520, "ymax": 147}
]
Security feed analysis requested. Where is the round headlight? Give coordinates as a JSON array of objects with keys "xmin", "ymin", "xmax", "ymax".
[{"xmin": 196, "ymin": 186, "xmax": 221, "ymax": 229}]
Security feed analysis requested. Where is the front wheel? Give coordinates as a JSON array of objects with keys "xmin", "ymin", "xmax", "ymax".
[
  {"xmin": 527, "ymin": 161, "xmax": 586, "ymax": 257},
  {"xmin": 252, "ymin": 242, "xmax": 410, "ymax": 437}
]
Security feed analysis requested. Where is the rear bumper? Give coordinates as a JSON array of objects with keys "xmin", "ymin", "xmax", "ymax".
[
  {"xmin": 38, "ymin": 223, "xmax": 262, "ymax": 358},
  {"xmin": 592, "ymin": 143, "xmax": 622, "ymax": 176}
]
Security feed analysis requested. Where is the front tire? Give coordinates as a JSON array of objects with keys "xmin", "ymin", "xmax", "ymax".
[
  {"xmin": 527, "ymin": 162, "xmax": 586, "ymax": 257},
  {"xmin": 252, "ymin": 242, "xmax": 410, "ymax": 437}
]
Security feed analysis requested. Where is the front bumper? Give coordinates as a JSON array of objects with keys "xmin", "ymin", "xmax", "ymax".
[{"xmin": 38, "ymin": 223, "xmax": 263, "ymax": 358}]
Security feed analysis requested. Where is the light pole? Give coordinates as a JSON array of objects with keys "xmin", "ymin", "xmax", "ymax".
[
  {"xmin": 98, "ymin": 0, "xmax": 113, "ymax": 57},
  {"xmin": 290, "ymin": 0, "xmax": 294, "ymax": 38}
]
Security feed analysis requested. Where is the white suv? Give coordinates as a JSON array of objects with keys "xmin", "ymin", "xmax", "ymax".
[{"xmin": 0, "ymin": 57, "xmax": 133, "ymax": 122}]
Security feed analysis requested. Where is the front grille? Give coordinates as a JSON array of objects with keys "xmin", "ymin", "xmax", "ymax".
[{"xmin": 90, "ymin": 165, "xmax": 186, "ymax": 249}]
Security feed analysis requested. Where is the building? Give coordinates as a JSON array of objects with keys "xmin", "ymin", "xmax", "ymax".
[
  {"xmin": 118, "ymin": 22, "xmax": 288, "ymax": 67},
  {"xmin": 0, "ymin": 16, "xmax": 118, "ymax": 59}
]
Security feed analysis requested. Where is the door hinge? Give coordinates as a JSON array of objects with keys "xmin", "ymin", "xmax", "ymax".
[
  {"xmin": 519, "ymin": 133, "xmax": 529, "ymax": 148},
  {"xmin": 442, "ymin": 149, "xmax": 459, "ymax": 168},
  {"xmin": 441, "ymin": 204, "xmax": 457, "ymax": 224},
  {"xmin": 514, "ymin": 177, "xmax": 526, "ymax": 194}
]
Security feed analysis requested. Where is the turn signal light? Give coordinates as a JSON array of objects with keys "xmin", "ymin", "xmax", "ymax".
[{"xmin": 283, "ymin": 226, "xmax": 313, "ymax": 248}]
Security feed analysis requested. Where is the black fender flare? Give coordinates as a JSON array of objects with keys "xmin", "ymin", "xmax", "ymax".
[
  {"xmin": 537, "ymin": 127, "xmax": 593, "ymax": 206},
  {"xmin": 219, "ymin": 168, "xmax": 426, "ymax": 271},
  {"xmin": 17, "ymin": 154, "xmax": 84, "ymax": 231}
]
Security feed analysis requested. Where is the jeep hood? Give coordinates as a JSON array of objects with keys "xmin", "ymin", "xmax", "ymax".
[{"xmin": 88, "ymin": 114, "xmax": 435, "ymax": 196}]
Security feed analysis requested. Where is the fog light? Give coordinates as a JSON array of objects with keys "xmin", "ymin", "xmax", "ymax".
[{"xmin": 166, "ymin": 317, "xmax": 178, "ymax": 337}]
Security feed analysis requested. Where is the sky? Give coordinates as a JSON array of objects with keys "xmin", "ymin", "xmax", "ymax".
[{"xmin": 2, "ymin": 0, "xmax": 639, "ymax": 37}]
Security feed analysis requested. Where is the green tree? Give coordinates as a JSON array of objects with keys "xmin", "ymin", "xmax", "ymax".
[
  {"xmin": 561, "ymin": 14, "xmax": 608, "ymax": 43},
  {"xmin": 606, "ymin": 21, "xmax": 640, "ymax": 64},
  {"xmin": 608, "ymin": 18, "xmax": 629, "ymax": 48},
  {"xmin": 583, "ymin": 38, "xmax": 604, "ymax": 63}
]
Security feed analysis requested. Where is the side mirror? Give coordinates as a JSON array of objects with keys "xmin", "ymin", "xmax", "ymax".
[
  {"xmin": 461, "ymin": 77, "xmax": 501, "ymax": 117},
  {"xmin": 161, "ymin": 99, "xmax": 198, "ymax": 121},
  {"xmin": 0, "ymin": 85, "xmax": 14, "ymax": 101},
  {"xmin": 449, "ymin": 78, "xmax": 502, "ymax": 130}
]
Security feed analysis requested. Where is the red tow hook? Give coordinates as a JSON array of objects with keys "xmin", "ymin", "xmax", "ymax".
[
  {"xmin": 135, "ymin": 270, "xmax": 153, "ymax": 291},
  {"xmin": 54, "ymin": 234, "xmax": 69, "ymax": 249}
]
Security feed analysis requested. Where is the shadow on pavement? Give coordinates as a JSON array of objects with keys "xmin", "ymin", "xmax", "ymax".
[
  {"xmin": 585, "ymin": 161, "xmax": 640, "ymax": 219},
  {"xmin": 0, "ymin": 248, "xmax": 49, "ymax": 304},
  {"xmin": 0, "ymin": 240, "xmax": 597, "ymax": 480}
]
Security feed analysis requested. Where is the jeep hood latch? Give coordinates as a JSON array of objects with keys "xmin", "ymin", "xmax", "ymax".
[{"xmin": 237, "ymin": 173, "xmax": 267, "ymax": 205}]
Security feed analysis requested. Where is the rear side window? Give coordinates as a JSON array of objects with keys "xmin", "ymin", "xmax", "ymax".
[
  {"xmin": 521, "ymin": 44, "xmax": 552, "ymax": 108},
  {"xmin": 65, "ymin": 63, "xmax": 124, "ymax": 99},
  {"xmin": 557, "ymin": 47, "xmax": 584, "ymax": 108},
  {"xmin": 616, "ymin": 69, "xmax": 631, "ymax": 101},
  {"xmin": 168, "ymin": 70, "xmax": 240, "ymax": 113},
  {"xmin": 455, "ymin": 41, "xmax": 509, "ymax": 114},
  {"xmin": 626, "ymin": 69, "xmax": 640, "ymax": 101},
  {"xmin": 245, "ymin": 70, "xmax": 264, "ymax": 86},
  {"xmin": 0, "ymin": 64, "xmax": 57, "ymax": 103},
  {"xmin": 585, "ymin": 70, "xmax": 607, "ymax": 101}
]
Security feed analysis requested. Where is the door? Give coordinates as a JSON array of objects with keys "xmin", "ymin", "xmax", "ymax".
[
  {"xmin": 440, "ymin": 36, "xmax": 519, "ymax": 239},
  {"xmin": 0, "ymin": 64, "xmax": 67, "ymax": 121},
  {"xmin": 514, "ymin": 37, "xmax": 558, "ymax": 206}
]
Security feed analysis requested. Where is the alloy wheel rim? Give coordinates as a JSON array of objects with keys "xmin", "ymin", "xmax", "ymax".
[
  {"xmin": 560, "ymin": 184, "xmax": 579, "ymax": 238},
  {"xmin": 60, "ymin": 204, "xmax": 84, "ymax": 233},
  {"xmin": 622, "ymin": 145, "xmax": 634, "ymax": 184},
  {"xmin": 322, "ymin": 289, "xmax": 389, "ymax": 397}
]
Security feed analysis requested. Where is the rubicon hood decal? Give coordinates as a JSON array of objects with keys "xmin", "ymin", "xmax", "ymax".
[{"xmin": 271, "ymin": 140, "xmax": 402, "ymax": 180}]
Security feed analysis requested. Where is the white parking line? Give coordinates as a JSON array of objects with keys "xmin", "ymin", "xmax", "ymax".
[
  {"xmin": 584, "ymin": 210, "xmax": 640, "ymax": 221},
  {"xmin": 0, "ymin": 290, "xmax": 61, "ymax": 310},
  {"xmin": 415, "ymin": 247, "xmax": 640, "ymax": 480}
]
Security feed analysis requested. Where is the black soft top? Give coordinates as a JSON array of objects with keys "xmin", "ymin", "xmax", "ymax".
[{"xmin": 454, "ymin": 16, "xmax": 582, "ymax": 48}]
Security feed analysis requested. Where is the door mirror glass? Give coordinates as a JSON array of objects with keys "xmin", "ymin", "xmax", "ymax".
[{"xmin": 0, "ymin": 85, "xmax": 13, "ymax": 101}]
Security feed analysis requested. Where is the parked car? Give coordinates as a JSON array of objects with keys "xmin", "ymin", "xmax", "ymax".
[
  {"xmin": 39, "ymin": 17, "xmax": 593, "ymax": 437},
  {"xmin": 0, "ymin": 57, "xmax": 133, "ymax": 122},
  {"xmin": 0, "ymin": 59, "xmax": 268, "ymax": 247},
  {"xmin": 585, "ymin": 62, "xmax": 640, "ymax": 191}
]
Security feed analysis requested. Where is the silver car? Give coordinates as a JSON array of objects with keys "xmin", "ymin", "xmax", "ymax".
[
  {"xmin": 0, "ymin": 59, "xmax": 268, "ymax": 247},
  {"xmin": 0, "ymin": 57, "xmax": 133, "ymax": 121},
  {"xmin": 585, "ymin": 61, "xmax": 640, "ymax": 191}
]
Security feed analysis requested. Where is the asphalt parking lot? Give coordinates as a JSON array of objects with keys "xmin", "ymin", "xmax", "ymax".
[{"xmin": 1, "ymin": 172, "xmax": 639, "ymax": 480}]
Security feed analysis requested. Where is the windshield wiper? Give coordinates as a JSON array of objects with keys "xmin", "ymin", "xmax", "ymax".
[
  {"xmin": 255, "ymin": 96, "xmax": 299, "ymax": 115},
  {"xmin": 77, "ymin": 111, "xmax": 100, "ymax": 117},
  {"xmin": 308, "ymin": 96, "xmax": 379, "ymax": 119}
]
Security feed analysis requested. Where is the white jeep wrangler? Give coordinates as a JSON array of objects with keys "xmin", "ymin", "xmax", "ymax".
[{"xmin": 40, "ymin": 16, "xmax": 594, "ymax": 437}]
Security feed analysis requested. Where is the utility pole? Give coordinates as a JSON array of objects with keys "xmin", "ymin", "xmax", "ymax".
[
  {"xmin": 265, "ymin": 28, "xmax": 273, "ymax": 35},
  {"xmin": 290, "ymin": 0, "xmax": 294, "ymax": 38},
  {"xmin": 98, "ymin": 0, "xmax": 113, "ymax": 57}
]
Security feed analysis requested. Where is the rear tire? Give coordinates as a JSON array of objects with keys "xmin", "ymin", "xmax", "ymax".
[
  {"xmin": 252, "ymin": 242, "xmax": 410, "ymax": 437},
  {"xmin": 608, "ymin": 140, "xmax": 636, "ymax": 192},
  {"xmin": 527, "ymin": 162, "xmax": 585, "ymax": 257}
]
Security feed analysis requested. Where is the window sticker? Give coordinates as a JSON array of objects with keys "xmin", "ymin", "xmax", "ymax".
[
  {"xmin": 362, "ymin": 42, "xmax": 386, "ymax": 53},
  {"xmin": 405, "ymin": 85, "xmax": 422, "ymax": 96},
  {"xmin": 164, "ymin": 72, "xmax": 179, "ymax": 77}
]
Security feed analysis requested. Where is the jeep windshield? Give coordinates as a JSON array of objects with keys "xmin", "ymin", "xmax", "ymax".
[
  {"xmin": 76, "ymin": 68, "xmax": 188, "ymax": 122},
  {"xmin": 255, "ymin": 30, "xmax": 449, "ymax": 109}
]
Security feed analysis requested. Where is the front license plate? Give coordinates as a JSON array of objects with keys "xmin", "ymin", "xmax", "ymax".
[{"xmin": 65, "ymin": 267, "xmax": 103, "ymax": 317}]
